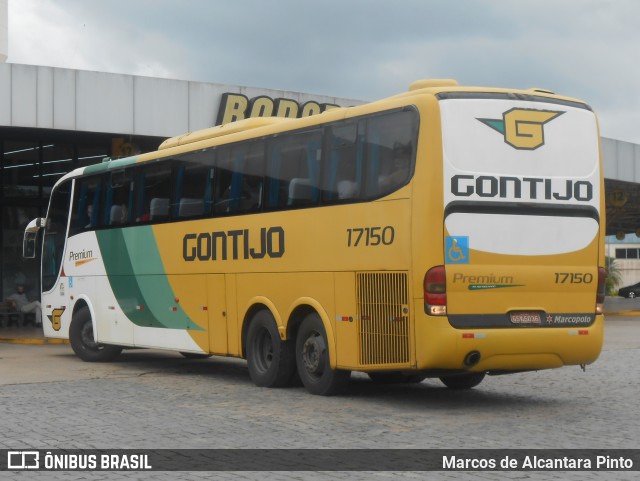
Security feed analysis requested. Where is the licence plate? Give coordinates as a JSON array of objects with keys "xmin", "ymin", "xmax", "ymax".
[{"xmin": 509, "ymin": 311, "xmax": 543, "ymax": 325}]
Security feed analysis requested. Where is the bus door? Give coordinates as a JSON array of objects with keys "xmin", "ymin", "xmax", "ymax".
[{"xmin": 40, "ymin": 179, "xmax": 73, "ymax": 336}]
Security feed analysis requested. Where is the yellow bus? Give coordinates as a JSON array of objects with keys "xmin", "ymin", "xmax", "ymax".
[{"xmin": 23, "ymin": 79, "xmax": 605, "ymax": 395}]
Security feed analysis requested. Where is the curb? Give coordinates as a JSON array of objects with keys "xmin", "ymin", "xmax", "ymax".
[
  {"xmin": 605, "ymin": 311, "xmax": 640, "ymax": 317},
  {"xmin": 0, "ymin": 337, "xmax": 69, "ymax": 345}
]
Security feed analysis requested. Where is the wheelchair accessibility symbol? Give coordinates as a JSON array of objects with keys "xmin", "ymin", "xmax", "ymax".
[{"xmin": 445, "ymin": 236, "xmax": 469, "ymax": 264}]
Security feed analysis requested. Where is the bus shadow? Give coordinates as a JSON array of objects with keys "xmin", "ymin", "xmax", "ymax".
[
  {"xmin": 78, "ymin": 349, "xmax": 557, "ymax": 408},
  {"xmin": 56, "ymin": 348, "xmax": 254, "ymax": 385},
  {"xmin": 55, "ymin": 348, "xmax": 558, "ymax": 408},
  {"xmin": 343, "ymin": 374, "xmax": 556, "ymax": 410}
]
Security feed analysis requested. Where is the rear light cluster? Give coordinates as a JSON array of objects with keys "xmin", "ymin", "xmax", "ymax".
[
  {"xmin": 424, "ymin": 265, "xmax": 447, "ymax": 316},
  {"xmin": 596, "ymin": 266, "xmax": 606, "ymax": 315},
  {"xmin": 424, "ymin": 265, "xmax": 605, "ymax": 317}
]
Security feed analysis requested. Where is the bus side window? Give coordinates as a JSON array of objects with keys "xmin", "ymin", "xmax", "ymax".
[
  {"xmin": 376, "ymin": 143, "xmax": 411, "ymax": 194},
  {"xmin": 267, "ymin": 130, "xmax": 321, "ymax": 209},
  {"xmin": 70, "ymin": 176, "xmax": 101, "ymax": 235},
  {"xmin": 323, "ymin": 122, "xmax": 360, "ymax": 202},
  {"xmin": 134, "ymin": 169, "xmax": 149, "ymax": 222},
  {"xmin": 88, "ymin": 182, "xmax": 101, "ymax": 228},
  {"xmin": 70, "ymin": 182, "xmax": 89, "ymax": 236},
  {"xmin": 104, "ymin": 170, "xmax": 133, "ymax": 227},
  {"xmin": 150, "ymin": 198, "xmax": 169, "ymax": 220},
  {"xmin": 174, "ymin": 163, "xmax": 206, "ymax": 218},
  {"xmin": 365, "ymin": 110, "xmax": 416, "ymax": 198},
  {"xmin": 214, "ymin": 143, "xmax": 264, "ymax": 215},
  {"xmin": 135, "ymin": 163, "xmax": 172, "ymax": 222}
]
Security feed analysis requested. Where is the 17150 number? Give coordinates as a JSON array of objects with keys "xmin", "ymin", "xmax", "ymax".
[
  {"xmin": 347, "ymin": 226, "xmax": 395, "ymax": 247},
  {"xmin": 554, "ymin": 272, "xmax": 593, "ymax": 284}
]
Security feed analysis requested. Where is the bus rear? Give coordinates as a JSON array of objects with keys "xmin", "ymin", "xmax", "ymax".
[{"xmin": 422, "ymin": 89, "xmax": 604, "ymax": 375}]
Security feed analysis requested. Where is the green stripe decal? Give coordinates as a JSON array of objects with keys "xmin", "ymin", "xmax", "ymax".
[
  {"xmin": 97, "ymin": 227, "xmax": 204, "ymax": 331},
  {"xmin": 477, "ymin": 118, "xmax": 506, "ymax": 134},
  {"xmin": 468, "ymin": 284, "xmax": 525, "ymax": 290},
  {"xmin": 84, "ymin": 156, "xmax": 139, "ymax": 176}
]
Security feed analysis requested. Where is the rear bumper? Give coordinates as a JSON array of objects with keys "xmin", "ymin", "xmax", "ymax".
[{"xmin": 415, "ymin": 313, "xmax": 604, "ymax": 371}]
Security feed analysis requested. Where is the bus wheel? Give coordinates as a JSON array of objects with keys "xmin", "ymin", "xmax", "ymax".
[
  {"xmin": 296, "ymin": 313, "xmax": 350, "ymax": 396},
  {"xmin": 246, "ymin": 310, "xmax": 295, "ymax": 387},
  {"xmin": 179, "ymin": 352, "xmax": 212, "ymax": 359},
  {"xmin": 368, "ymin": 372, "xmax": 427, "ymax": 384},
  {"xmin": 69, "ymin": 306, "xmax": 122, "ymax": 362},
  {"xmin": 439, "ymin": 373, "xmax": 485, "ymax": 389}
]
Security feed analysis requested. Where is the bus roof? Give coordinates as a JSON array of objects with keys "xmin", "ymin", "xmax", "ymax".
[{"xmin": 54, "ymin": 78, "xmax": 592, "ymax": 186}]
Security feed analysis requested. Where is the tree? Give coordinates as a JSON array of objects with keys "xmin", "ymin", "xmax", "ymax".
[{"xmin": 605, "ymin": 256, "xmax": 622, "ymax": 296}]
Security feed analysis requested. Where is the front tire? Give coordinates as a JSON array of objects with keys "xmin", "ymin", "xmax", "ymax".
[
  {"xmin": 440, "ymin": 373, "xmax": 485, "ymax": 390},
  {"xmin": 629, "ymin": 292, "xmax": 636, "ymax": 299},
  {"xmin": 246, "ymin": 310, "xmax": 296, "ymax": 387},
  {"xmin": 69, "ymin": 306, "xmax": 122, "ymax": 362},
  {"xmin": 296, "ymin": 313, "xmax": 350, "ymax": 395}
]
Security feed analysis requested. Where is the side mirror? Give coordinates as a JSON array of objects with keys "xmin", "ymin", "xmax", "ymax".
[
  {"xmin": 22, "ymin": 217, "xmax": 45, "ymax": 258},
  {"xmin": 23, "ymin": 232, "xmax": 37, "ymax": 258}
]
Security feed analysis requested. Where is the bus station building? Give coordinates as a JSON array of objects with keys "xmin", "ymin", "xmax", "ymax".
[{"xmin": 0, "ymin": 61, "xmax": 639, "ymax": 299}]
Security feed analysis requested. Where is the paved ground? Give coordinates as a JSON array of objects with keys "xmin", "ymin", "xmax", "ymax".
[
  {"xmin": 604, "ymin": 296, "xmax": 640, "ymax": 315},
  {"xmin": 0, "ymin": 315, "xmax": 639, "ymax": 480}
]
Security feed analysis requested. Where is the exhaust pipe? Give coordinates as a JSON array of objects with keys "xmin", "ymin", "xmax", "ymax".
[{"xmin": 463, "ymin": 350, "xmax": 481, "ymax": 368}]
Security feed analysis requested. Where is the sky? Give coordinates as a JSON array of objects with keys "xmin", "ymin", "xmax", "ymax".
[{"xmin": 6, "ymin": 0, "xmax": 640, "ymax": 144}]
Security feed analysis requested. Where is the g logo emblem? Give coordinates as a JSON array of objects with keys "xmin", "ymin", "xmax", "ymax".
[
  {"xmin": 478, "ymin": 108, "xmax": 563, "ymax": 150},
  {"xmin": 47, "ymin": 307, "xmax": 66, "ymax": 331}
]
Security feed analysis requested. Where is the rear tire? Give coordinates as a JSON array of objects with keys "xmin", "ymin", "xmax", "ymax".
[
  {"xmin": 629, "ymin": 292, "xmax": 636, "ymax": 299},
  {"xmin": 246, "ymin": 310, "xmax": 296, "ymax": 387},
  {"xmin": 440, "ymin": 373, "xmax": 485, "ymax": 390},
  {"xmin": 296, "ymin": 312, "xmax": 350, "ymax": 395},
  {"xmin": 69, "ymin": 306, "xmax": 122, "ymax": 362}
]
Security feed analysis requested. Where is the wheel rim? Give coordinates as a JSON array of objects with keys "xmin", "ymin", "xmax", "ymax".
[
  {"xmin": 630, "ymin": 292, "xmax": 636, "ymax": 299},
  {"xmin": 253, "ymin": 327, "xmax": 274, "ymax": 373},
  {"xmin": 301, "ymin": 330, "xmax": 326, "ymax": 379}
]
